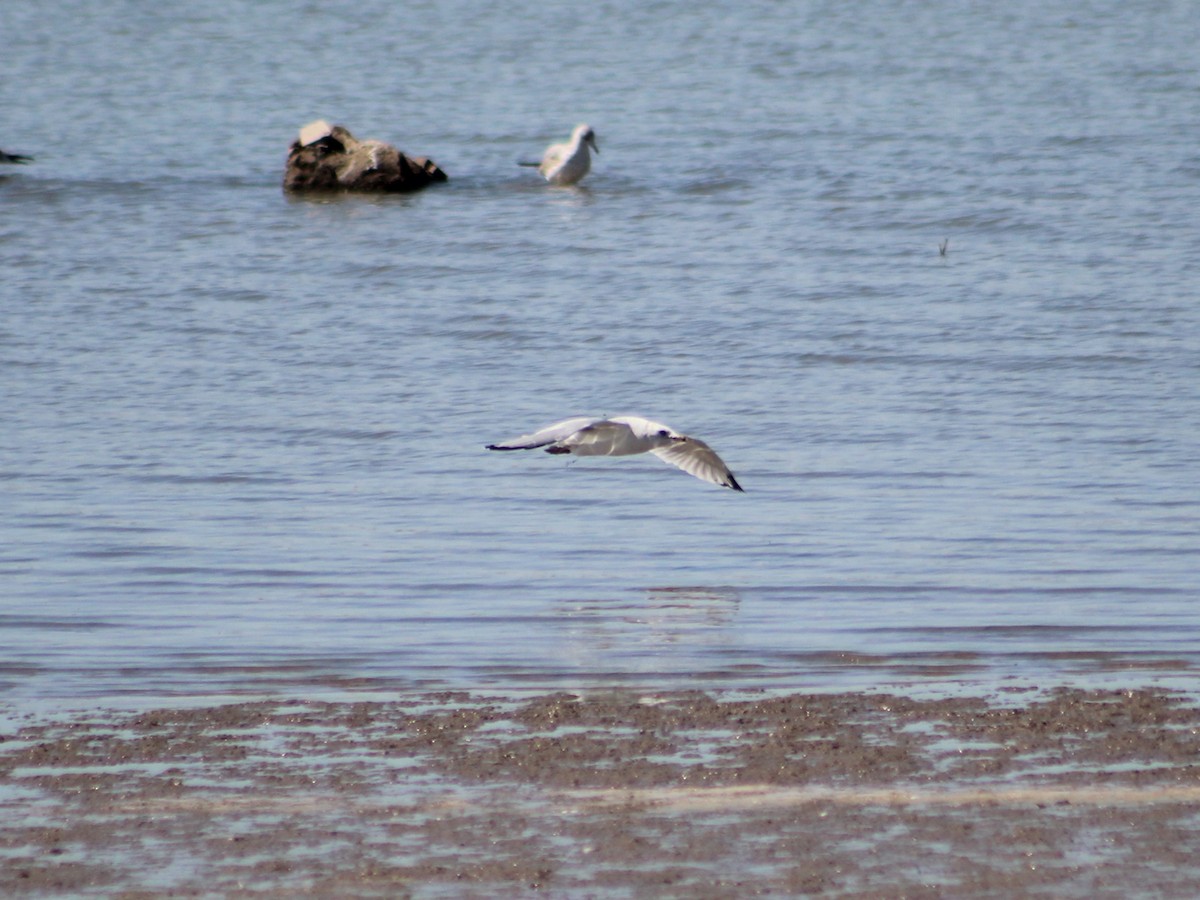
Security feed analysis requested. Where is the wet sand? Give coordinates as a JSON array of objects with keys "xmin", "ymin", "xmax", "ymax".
[{"xmin": 3, "ymin": 686, "xmax": 1200, "ymax": 897}]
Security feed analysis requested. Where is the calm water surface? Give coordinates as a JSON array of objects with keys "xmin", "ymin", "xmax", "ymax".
[{"xmin": 2, "ymin": 0, "xmax": 1198, "ymax": 708}]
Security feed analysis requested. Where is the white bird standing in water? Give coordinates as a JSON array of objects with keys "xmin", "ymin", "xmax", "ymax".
[
  {"xmin": 519, "ymin": 124, "xmax": 598, "ymax": 185},
  {"xmin": 486, "ymin": 415, "xmax": 743, "ymax": 491}
]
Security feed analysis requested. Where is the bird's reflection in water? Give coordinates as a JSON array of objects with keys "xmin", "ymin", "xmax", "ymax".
[
  {"xmin": 640, "ymin": 586, "xmax": 741, "ymax": 630},
  {"xmin": 557, "ymin": 586, "xmax": 742, "ymax": 669}
]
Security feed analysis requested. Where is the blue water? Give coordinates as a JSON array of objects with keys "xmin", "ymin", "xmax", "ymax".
[{"xmin": 2, "ymin": 0, "xmax": 1198, "ymax": 708}]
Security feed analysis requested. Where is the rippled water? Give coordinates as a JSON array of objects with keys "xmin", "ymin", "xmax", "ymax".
[{"xmin": 3, "ymin": 0, "xmax": 1198, "ymax": 707}]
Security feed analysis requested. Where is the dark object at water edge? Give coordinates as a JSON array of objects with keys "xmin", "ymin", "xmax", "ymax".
[{"xmin": 283, "ymin": 120, "xmax": 446, "ymax": 193}]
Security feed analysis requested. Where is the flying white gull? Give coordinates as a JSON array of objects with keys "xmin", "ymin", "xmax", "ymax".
[
  {"xmin": 487, "ymin": 415, "xmax": 743, "ymax": 491},
  {"xmin": 519, "ymin": 124, "xmax": 598, "ymax": 185}
]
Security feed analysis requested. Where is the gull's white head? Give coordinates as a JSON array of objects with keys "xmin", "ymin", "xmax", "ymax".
[
  {"xmin": 651, "ymin": 426, "xmax": 682, "ymax": 448},
  {"xmin": 573, "ymin": 124, "xmax": 599, "ymax": 154},
  {"xmin": 624, "ymin": 417, "xmax": 682, "ymax": 446}
]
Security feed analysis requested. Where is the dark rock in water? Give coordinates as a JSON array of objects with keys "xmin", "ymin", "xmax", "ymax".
[{"xmin": 283, "ymin": 120, "xmax": 446, "ymax": 193}]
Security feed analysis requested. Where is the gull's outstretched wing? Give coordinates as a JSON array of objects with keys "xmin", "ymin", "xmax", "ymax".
[
  {"xmin": 651, "ymin": 437, "xmax": 744, "ymax": 491},
  {"xmin": 486, "ymin": 417, "xmax": 599, "ymax": 451}
]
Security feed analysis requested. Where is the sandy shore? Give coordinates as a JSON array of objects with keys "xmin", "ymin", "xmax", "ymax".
[{"xmin": 3, "ymin": 686, "xmax": 1200, "ymax": 897}]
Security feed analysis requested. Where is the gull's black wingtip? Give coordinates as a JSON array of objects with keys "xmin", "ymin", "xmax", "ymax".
[{"xmin": 727, "ymin": 474, "xmax": 745, "ymax": 492}]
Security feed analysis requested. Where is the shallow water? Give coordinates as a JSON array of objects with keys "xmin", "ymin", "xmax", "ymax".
[{"xmin": 2, "ymin": 0, "xmax": 1199, "ymax": 708}]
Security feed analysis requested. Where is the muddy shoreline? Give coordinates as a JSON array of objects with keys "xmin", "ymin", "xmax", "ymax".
[{"xmin": 3, "ymin": 686, "xmax": 1200, "ymax": 897}]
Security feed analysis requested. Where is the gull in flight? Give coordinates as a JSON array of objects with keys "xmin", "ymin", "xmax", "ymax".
[
  {"xmin": 487, "ymin": 415, "xmax": 743, "ymax": 491},
  {"xmin": 519, "ymin": 124, "xmax": 598, "ymax": 186},
  {"xmin": 0, "ymin": 148, "xmax": 33, "ymax": 164}
]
